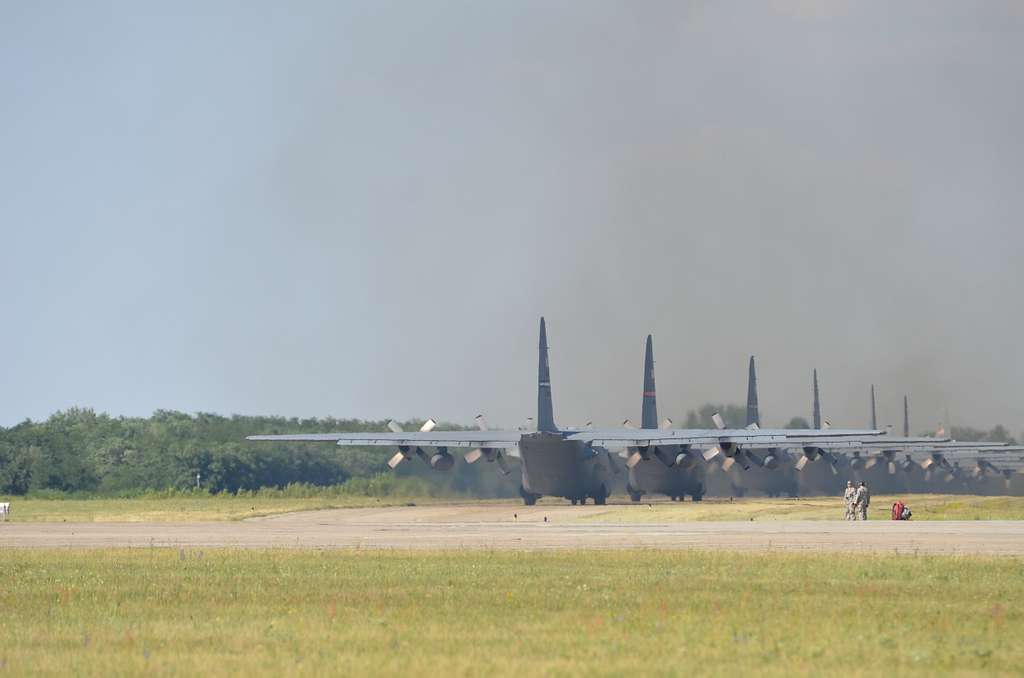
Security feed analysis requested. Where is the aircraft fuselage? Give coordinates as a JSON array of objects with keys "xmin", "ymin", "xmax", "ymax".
[{"xmin": 518, "ymin": 432, "xmax": 610, "ymax": 502}]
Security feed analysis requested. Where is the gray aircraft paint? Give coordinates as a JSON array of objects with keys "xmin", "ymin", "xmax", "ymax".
[
  {"xmin": 626, "ymin": 335, "xmax": 705, "ymax": 501},
  {"xmin": 746, "ymin": 356, "xmax": 760, "ymax": 428},
  {"xmin": 515, "ymin": 317, "xmax": 611, "ymax": 502},
  {"xmin": 904, "ymin": 395, "xmax": 911, "ymax": 438},
  {"xmin": 726, "ymin": 355, "xmax": 798, "ymax": 497},
  {"xmin": 870, "ymin": 385, "xmax": 878, "ymax": 430},
  {"xmin": 812, "ymin": 369, "xmax": 822, "ymax": 430}
]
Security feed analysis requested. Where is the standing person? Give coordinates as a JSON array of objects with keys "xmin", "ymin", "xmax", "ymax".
[
  {"xmin": 855, "ymin": 481, "xmax": 870, "ymax": 521},
  {"xmin": 843, "ymin": 481, "xmax": 856, "ymax": 520}
]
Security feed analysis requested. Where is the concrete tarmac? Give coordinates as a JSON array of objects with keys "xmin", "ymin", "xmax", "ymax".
[{"xmin": 2, "ymin": 504, "xmax": 1023, "ymax": 554}]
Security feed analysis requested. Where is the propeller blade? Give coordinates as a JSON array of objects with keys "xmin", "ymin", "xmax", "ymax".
[
  {"xmin": 712, "ymin": 413, "xmax": 726, "ymax": 430},
  {"xmin": 622, "ymin": 419, "xmax": 636, "ymax": 429},
  {"xmin": 745, "ymin": 422, "xmax": 760, "ymax": 431},
  {"xmin": 387, "ymin": 420, "xmax": 404, "ymax": 433},
  {"xmin": 721, "ymin": 457, "xmax": 737, "ymax": 471},
  {"xmin": 464, "ymin": 448, "xmax": 484, "ymax": 464},
  {"xmin": 387, "ymin": 451, "xmax": 406, "ymax": 469},
  {"xmin": 865, "ymin": 457, "xmax": 879, "ymax": 470},
  {"xmin": 419, "ymin": 419, "xmax": 437, "ymax": 433},
  {"xmin": 888, "ymin": 461, "xmax": 897, "ymax": 475},
  {"xmin": 626, "ymin": 451, "xmax": 644, "ymax": 469},
  {"xmin": 495, "ymin": 453, "xmax": 511, "ymax": 476},
  {"xmin": 924, "ymin": 469, "xmax": 933, "ymax": 482},
  {"xmin": 703, "ymin": 445, "xmax": 723, "ymax": 462},
  {"xmin": 605, "ymin": 450, "xmax": 622, "ymax": 475},
  {"xmin": 474, "ymin": 415, "xmax": 489, "ymax": 431},
  {"xmin": 822, "ymin": 420, "xmax": 831, "ymax": 430},
  {"xmin": 795, "ymin": 455, "xmax": 809, "ymax": 471},
  {"xmin": 660, "ymin": 418, "xmax": 673, "ymax": 430}
]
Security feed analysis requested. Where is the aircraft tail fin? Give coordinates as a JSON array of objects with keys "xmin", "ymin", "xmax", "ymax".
[
  {"xmin": 746, "ymin": 355, "xmax": 760, "ymax": 427},
  {"xmin": 812, "ymin": 369, "xmax": 822, "ymax": 429},
  {"xmin": 641, "ymin": 335, "xmax": 658, "ymax": 429},
  {"xmin": 870, "ymin": 384, "xmax": 877, "ymax": 430},
  {"xmin": 537, "ymin": 317, "xmax": 557, "ymax": 432},
  {"xmin": 903, "ymin": 395, "xmax": 910, "ymax": 438}
]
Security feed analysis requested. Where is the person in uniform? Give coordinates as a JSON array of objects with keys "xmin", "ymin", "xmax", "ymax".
[
  {"xmin": 843, "ymin": 481, "xmax": 856, "ymax": 520},
  {"xmin": 854, "ymin": 481, "xmax": 870, "ymax": 521}
]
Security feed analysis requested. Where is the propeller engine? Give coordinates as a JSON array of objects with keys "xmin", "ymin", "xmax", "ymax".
[
  {"xmin": 702, "ymin": 413, "xmax": 764, "ymax": 471},
  {"xmin": 794, "ymin": 446, "xmax": 839, "ymax": 475},
  {"xmin": 463, "ymin": 415, "xmax": 512, "ymax": 475},
  {"xmin": 625, "ymin": 418, "xmax": 677, "ymax": 469},
  {"xmin": 386, "ymin": 419, "xmax": 439, "ymax": 470}
]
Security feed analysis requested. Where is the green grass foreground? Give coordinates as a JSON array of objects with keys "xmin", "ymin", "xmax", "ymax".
[
  {"xmin": 3, "ymin": 493, "xmax": 1023, "ymax": 523},
  {"xmin": 1, "ymin": 550, "xmax": 1021, "ymax": 677}
]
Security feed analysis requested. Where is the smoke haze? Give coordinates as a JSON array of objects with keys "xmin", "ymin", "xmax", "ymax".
[{"xmin": 2, "ymin": 1, "xmax": 1022, "ymax": 434}]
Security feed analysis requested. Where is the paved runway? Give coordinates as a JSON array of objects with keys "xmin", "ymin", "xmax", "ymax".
[{"xmin": 2, "ymin": 505, "xmax": 1023, "ymax": 554}]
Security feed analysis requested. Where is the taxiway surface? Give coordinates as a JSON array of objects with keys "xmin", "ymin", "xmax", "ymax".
[{"xmin": 2, "ymin": 504, "xmax": 1023, "ymax": 554}]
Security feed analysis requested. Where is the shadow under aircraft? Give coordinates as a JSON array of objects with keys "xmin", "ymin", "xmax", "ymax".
[{"xmin": 248, "ymin": 318, "xmax": 890, "ymax": 505}]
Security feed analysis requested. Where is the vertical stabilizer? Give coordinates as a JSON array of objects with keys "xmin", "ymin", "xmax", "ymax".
[
  {"xmin": 641, "ymin": 335, "xmax": 658, "ymax": 429},
  {"xmin": 536, "ymin": 317, "xmax": 557, "ymax": 432},
  {"xmin": 812, "ymin": 369, "xmax": 822, "ymax": 429},
  {"xmin": 870, "ymin": 385, "xmax": 877, "ymax": 430},
  {"xmin": 903, "ymin": 395, "xmax": 909, "ymax": 437},
  {"xmin": 746, "ymin": 356, "xmax": 760, "ymax": 427}
]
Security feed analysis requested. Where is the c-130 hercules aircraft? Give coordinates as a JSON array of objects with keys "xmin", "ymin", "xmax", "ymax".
[{"xmin": 248, "ymin": 318, "xmax": 890, "ymax": 505}]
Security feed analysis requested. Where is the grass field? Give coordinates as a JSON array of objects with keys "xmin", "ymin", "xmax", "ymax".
[
  {"xmin": 2, "ymin": 493, "xmax": 1022, "ymax": 523},
  {"xmin": 1, "ymin": 549, "xmax": 1021, "ymax": 677}
]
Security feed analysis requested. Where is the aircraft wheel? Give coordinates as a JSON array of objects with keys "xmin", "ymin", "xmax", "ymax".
[
  {"xmin": 629, "ymin": 492, "xmax": 642, "ymax": 503},
  {"xmin": 519, "ymin": 485, "xmax": 538, "ymax": 506},
  {"xmin": 593, "ymin": 485, "xmax": 608, "ymax": 506},
  {"xmin": 579, "ymin": 496, "xmax": 587, "ymax": 505},
  {"xmin": 571, "ymin": 498, "xmax": 578, "ymax": 506}
]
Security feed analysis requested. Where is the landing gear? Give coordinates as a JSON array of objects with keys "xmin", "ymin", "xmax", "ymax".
[
  {"xmin": 519, "ymin": 485, "xmax": 538, "ymax": 506},
  {"xmin": 627, "ymin": 484, "xmax": 642, "ymax": 503},
  {"xmin": 578, "ymin": 496, "xmax": 587, "ymax": 505},
  {"xmin": 592, "ymin": 485, "xmax": 608, "ymax": 506},
  {"xmin": 690, "ymin": 483, "xmax": 705, "ymax": 502}
]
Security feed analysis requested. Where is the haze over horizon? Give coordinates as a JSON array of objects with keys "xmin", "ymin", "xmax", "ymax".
[{"xmin": 3, "ymin": 2, "xmax": 1022, "ymax": 434}]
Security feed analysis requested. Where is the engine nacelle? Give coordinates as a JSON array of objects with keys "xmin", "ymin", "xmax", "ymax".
[
  {"xmin": 430, "ymin": 452, "xmax": 455, "ymax": 471},
  {"xmin": 675, "ymin": 450, "xmax": 700, "ymax": 469},
  {"xmin": 801, "ymin": 447, "xmax": 821, "ymax": 461}
]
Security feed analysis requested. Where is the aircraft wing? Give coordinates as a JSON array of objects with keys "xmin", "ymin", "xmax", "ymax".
[
  {"xmin": 246, "ymin": 431, "xmax": 522, "ymax": 449},
  {"xmin": 565, "ymin": 428, "xmax": 883, "ymax": 447}
]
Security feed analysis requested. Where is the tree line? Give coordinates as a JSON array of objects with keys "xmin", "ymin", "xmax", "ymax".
[{"xmin": 0, "ymin": 407, "xmax": 1017, "ymax": 496}]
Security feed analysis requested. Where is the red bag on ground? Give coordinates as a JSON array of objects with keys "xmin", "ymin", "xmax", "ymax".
[{"xmin": 891, "ymin": 501, "xmax": 905, "ymax": 520}]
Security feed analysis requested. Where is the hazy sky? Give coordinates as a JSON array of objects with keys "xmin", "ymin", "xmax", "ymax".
[{"xmin": 3, "ymin": 1, "xmax": 1022, "ymax": 433}]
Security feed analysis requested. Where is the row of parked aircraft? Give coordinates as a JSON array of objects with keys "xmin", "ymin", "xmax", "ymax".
[{"xmin": 249, "ymin": 318, "xmax": 1023, "ymax": 505}]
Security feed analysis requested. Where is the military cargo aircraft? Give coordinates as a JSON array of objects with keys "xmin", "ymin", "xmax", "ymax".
[
  {"xmin": 248, "ymin": 318, "xmax": 890, "ymax": 505},
  {"xmin": 622, "ymin": 335, "xmax": 706, "ymax": 502}
]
